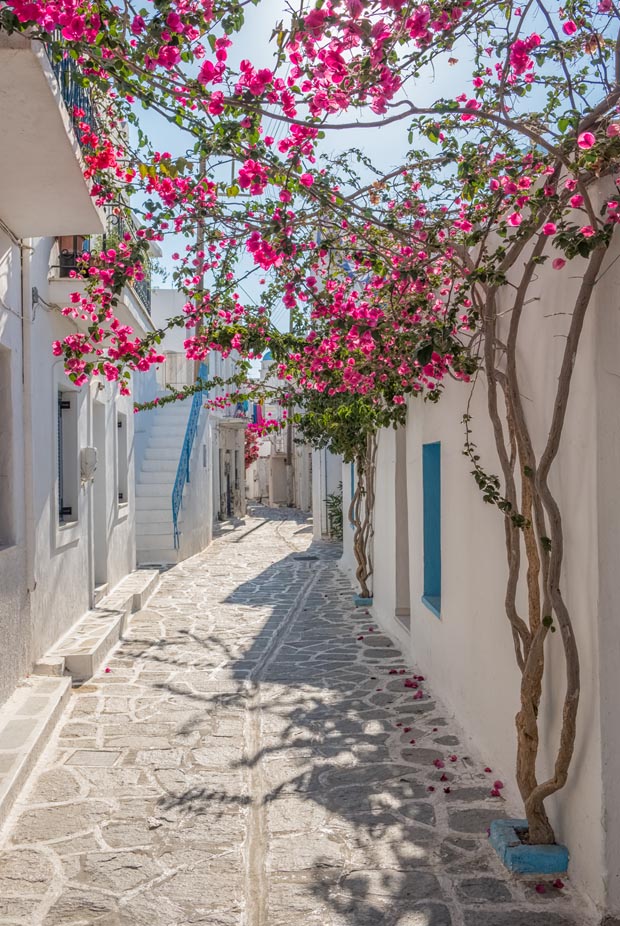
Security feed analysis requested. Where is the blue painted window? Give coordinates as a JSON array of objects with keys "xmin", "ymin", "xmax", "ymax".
[{"xmin": 422, "ymin": 442, "xmax": 441, "ymax": 617}]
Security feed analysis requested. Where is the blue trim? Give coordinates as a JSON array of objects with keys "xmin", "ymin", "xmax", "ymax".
[
  {"xmin": 489, "ymin": 819, "xmax": 569, "ymax": 875},
  {"xmin": 172, "ymin": 363, "xmax": 208, "ymax": 549},
  {"xmin": 349, "ymin": 461, "xmax": 355, "ymax": 528},
  {"xmin": 422, "ymin": 442, "xmax": 441, "ymax": 616},
  {"xmin": 421, "ymin": 595, "xmax": 441, "ymax": 618}
]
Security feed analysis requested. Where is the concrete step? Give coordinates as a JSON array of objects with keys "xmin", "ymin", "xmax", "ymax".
[
  {"xmin": 137, "ymin": 548, "xmax": 178, "ymax": 566},
  {"xmin": 136, "ymin": 508, "xmax": 173, "ymax": 524},
  {"xmin": 145, "ymin": 434, "xmax": 185, "ymax": 450},
  {"xmin": 144, "ymin": 448, "xmax": 180, "ymax": 461},
  {"xmin": 139, "ymin": 472, "xmax": 177, "ymax": 485},
  {"xmin": 137, "ymin": 520, "xmax": 175, "ymax": 535},
  {"xmin": 0, "ymin": 677, "xmax": 71, "ymax": 830},
  {"xmin": 149, "ymin": 430, "xmax": 186, "ymax": 443},
  {"xmin": 136, "ymin": 494, "xmax": 171, "ymax": 509},
  {"xmin": 46, "ymin": 568, "xmax": 161, "ymax": 681},
  {"xmin": 138, "ymin": 532, "xmax": 175, "ymax": 550},
  {"xmin": 141, "ymin": 459, "xmax": 178, "ymax": 473},
  {"xmin": 101, "ymin": 568, "xmax": 160, "ymax": 613},
  {"xmin": 49, "ymin": 607, "xmax": 127, "ymax": 681},
  {"xmin": 93, "ymin": 583, "xmax": 108, "ymax": 606}
]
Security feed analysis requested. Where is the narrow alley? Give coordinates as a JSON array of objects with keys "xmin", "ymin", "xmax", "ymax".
[{"xmin": 0, "ymin": 509, "xmax": 593, "ymax": 926}]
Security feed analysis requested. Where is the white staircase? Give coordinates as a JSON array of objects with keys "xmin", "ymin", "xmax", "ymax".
[{"xmin": 136, "ymin": 400, "xmax": 190, "ymax": 564}]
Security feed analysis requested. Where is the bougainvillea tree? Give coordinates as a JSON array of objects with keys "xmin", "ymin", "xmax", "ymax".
[{"xmin": 3, "ymin": 0, "xmax": 620, "ymax": 847}]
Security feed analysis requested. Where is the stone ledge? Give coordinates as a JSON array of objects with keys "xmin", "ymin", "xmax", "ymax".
[
  {"xmin": 0, "ymin": 676, "xmax": 71, "ymax": 831},
  {"xmin": 46, "ymin": 569, "xmax": 161, "ymax": 681},
  {"xmin": 489, "ymin": 818, "xmax": 569, "ymax": 875}
]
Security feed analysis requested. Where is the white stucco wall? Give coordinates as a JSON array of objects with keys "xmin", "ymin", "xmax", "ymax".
[
  {"xmin": 367, "ymin": 241, "xmax": 620, "ymax": 915},
  {"xmin": 0, "ymin": 231, "xmax": 29, "ymax": 708},
  {"xmin": 0, "ymin": 228, "xmax": 145, "ymax": 701}
]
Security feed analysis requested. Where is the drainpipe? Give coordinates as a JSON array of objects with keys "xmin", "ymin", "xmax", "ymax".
[{"xmin": 20, "ymin": 237, "xmax": 36, "ymax": 594}]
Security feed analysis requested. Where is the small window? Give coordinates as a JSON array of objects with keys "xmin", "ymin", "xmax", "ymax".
[
  {"xmin": 117, "ymin": 411, "xmax": 128, "ymax": 505},
  {"xmin": 422, "ymin": 442, "xmax": 441, "ymax": 617},
  {"xmin": 58, "ymin": 390, "xmax": 78, "ymax": 524}
]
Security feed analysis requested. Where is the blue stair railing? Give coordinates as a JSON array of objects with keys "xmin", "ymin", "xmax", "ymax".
[{"xmin": 172, "ymin": 363, "xmax": 208, "ymax": 549}]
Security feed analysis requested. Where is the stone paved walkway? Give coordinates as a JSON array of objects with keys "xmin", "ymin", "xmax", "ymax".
[{"xmin": 0, "ymin": 508, "xmax": 595, "ymax": 926}]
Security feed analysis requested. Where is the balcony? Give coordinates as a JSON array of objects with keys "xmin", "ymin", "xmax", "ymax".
[
  {"xmin": 0, "ymin": 34, "xmax": 104, "ymax": 237},
  {"xmin": 48, "ymin": 207, "xmax": 158, "ymax": 336}
]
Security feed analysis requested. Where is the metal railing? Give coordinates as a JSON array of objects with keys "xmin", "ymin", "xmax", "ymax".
[
  {"xmin": 51, "ymin": 206, "xmax": 152, "ymax": 314},
  {"xmin": 172, "ymin": 363, "xmax": 209, "ymax": 549},
  {"xmin": 104, "ymin": 205, "xmax": 152, "ymax": 313},
  {"xmin": 45, "ymin": 36, "xmax": 99, "ymax": 139}
]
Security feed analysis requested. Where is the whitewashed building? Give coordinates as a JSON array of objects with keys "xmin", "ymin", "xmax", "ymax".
[
  {"xmin": 342, "ymin": 234, "xmax": 620, "ymax": 920},
  {"xmin": 0, "ymin": 32, "xmax": 159, "ymax": 728},
  {"xmin": 246, "ymin": 350, "xmax": 313, "ymax": 511}
]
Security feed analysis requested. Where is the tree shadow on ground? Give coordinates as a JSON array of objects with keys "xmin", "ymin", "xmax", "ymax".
[{"xmin": 130, "ymin": 509, "xmax": 514, "ymax": 926}]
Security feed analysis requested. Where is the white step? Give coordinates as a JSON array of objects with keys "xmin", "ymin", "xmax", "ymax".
[
  {"xmin": 139, "ymin": 472, "xmax": 177, "ymax": 484},
  {"xmin": 144, "ymin": 448, "xmax": 180, "ymax": 461},
  {"xmin": 0, "ymin": 677, "xmax": 72, "ymax": 830},
  {"xmin": 148, "ymin": 437, "xmax": 183, "ymax": 449},
  {"xmin": 142, "ymin": 459, "xmax": 178, "ymax": 473},
  {"xmin": 136, "ymin": 508, "xmax": 173, "ymax": 524},
  {"xmin": 136, "ymin": 492, "xmax": 171, "ymax": 507},
  {"xmin": 101, "ymin": 569, "xmax": 160, "ymax": 613},
  {"xmin": 138, "ymin": 532, "xmax": 175, "ymax": 550},
  {"xmin": 49, "ymin": 607, "xmax": 127, "ymax": 681},
  {"xmin": 137, "ymin": 548, "xmax": 178, "ymax": 566},
  {"xmin": 150, "ymin": 425, "xmax": 187, "ymax": 437},
  {"xmin": 137, "ymin": 520, "xmax": 175, "ymax": 535}
]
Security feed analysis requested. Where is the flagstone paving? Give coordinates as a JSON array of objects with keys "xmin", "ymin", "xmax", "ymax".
[{"xmin": 0, "ymin": 507, "xmax": 596, "ymax": 925}]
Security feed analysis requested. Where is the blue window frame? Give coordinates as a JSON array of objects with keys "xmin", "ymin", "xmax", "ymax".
[{"xmin": 422, "ymin": 442, "xmax": 441, "ymax": 617}]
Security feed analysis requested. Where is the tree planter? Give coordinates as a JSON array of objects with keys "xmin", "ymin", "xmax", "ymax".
[
  {"xmin": 353, "ymin": 595, "xmax": 373, "ymax": 607},
  {"xmin": 489, "ymin": 819, "xmax": 569, "ymax": 875}
]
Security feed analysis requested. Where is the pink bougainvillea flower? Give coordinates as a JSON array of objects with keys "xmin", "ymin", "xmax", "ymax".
[
  {"xmin": 403, "ymin": 726, "xmax": 412, "ymax": 733},
  {"xmin": 414, "ymin": 690, "xmax": 424, "ymax": 700},
  {"xmin": 553, "ymin": 879, "xmax": 565, "ymax": 890},
  {"xmin": 569, "ymin": 194, "xmax": 584, "ymax": 208},
  {"xmin": 508, "ymin": 212, "xmax": 523, "ymax": 227},
  {"xmin": 490, "ymin": 788, "xmax": 501, "ymax": 797},
  {"xmin": 440, "ymin": 773, "xmax": 449, "ymax": 782},
  {"xmin": 580, "ymin": 225, "xmax": 595, "ymax": 237},
  {"xmin": 535, "ymin": 884, "xmax": 547, "ymax": 894},
  {"xmin": 450, "ymin": 755, "xmax": 458, "ymax": 762},
  {"xmin": 542, "ymin": 222, "xmax": 557, "ymax": 235},
  {"xmin": 104, "ymin": 667, "xmax": 111, "ymax": 673},
  {"xmin": 484, "ymin": 767, "xmax": 493, "ymax": 773},
  {"xmin": 396, "ymin": 722, "xmax": 403, "ymax": 727},
  {"xmin": 578, "ymin": 132, "xmax": 596, "ymax": 149},
  {"xmin": 299, "ymin": 173, "xmax": 314, "ymax": 187},
  {"xmin": 607, "ymin": 123, "xmax": 620, "ymax": 137},
  {"xmin": 428, "ymin": 785, "xmax": 435, "ymax": 792},
  {"xmin": 444, "ymin": 787, "xmax": 451, "ymax": 793},
  {"xmin": 552, "ymin": 258, "xmax": 567, "ymax": 270},
  {"xmin": 493, "ymin": 780, "xmax": 504, "ymax": 790},
  {"xmin": 562, "ymin": 20, "xmax": 577, "ymax": 35},
  {"xmin": 410, "ymin": 738, "xmax": 416, "ymax": 744},
  {"xmin": 433, "ymin": 758, "xmax": 445, "ymax": 769}
]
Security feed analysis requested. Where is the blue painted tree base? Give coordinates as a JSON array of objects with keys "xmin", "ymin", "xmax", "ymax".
[
  {"xmin": 489, "ymin": 819, "xmax": 569, "ymax": 875},
  {"xmin": 353, "ymin": 595, "xmax": 373, "ymax": 607}
]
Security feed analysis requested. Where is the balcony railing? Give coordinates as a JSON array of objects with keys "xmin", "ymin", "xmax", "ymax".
[
  {"xmin": 51, "ymin": 206, "xmax": 152, "ymax": 315},
  {"xmin": 104, "ymin": 205, "xmax": 152, "ymax": 314},
  {"xmin": 45, "ymin": 37, "xmax": 99, "ymax": 140}
]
